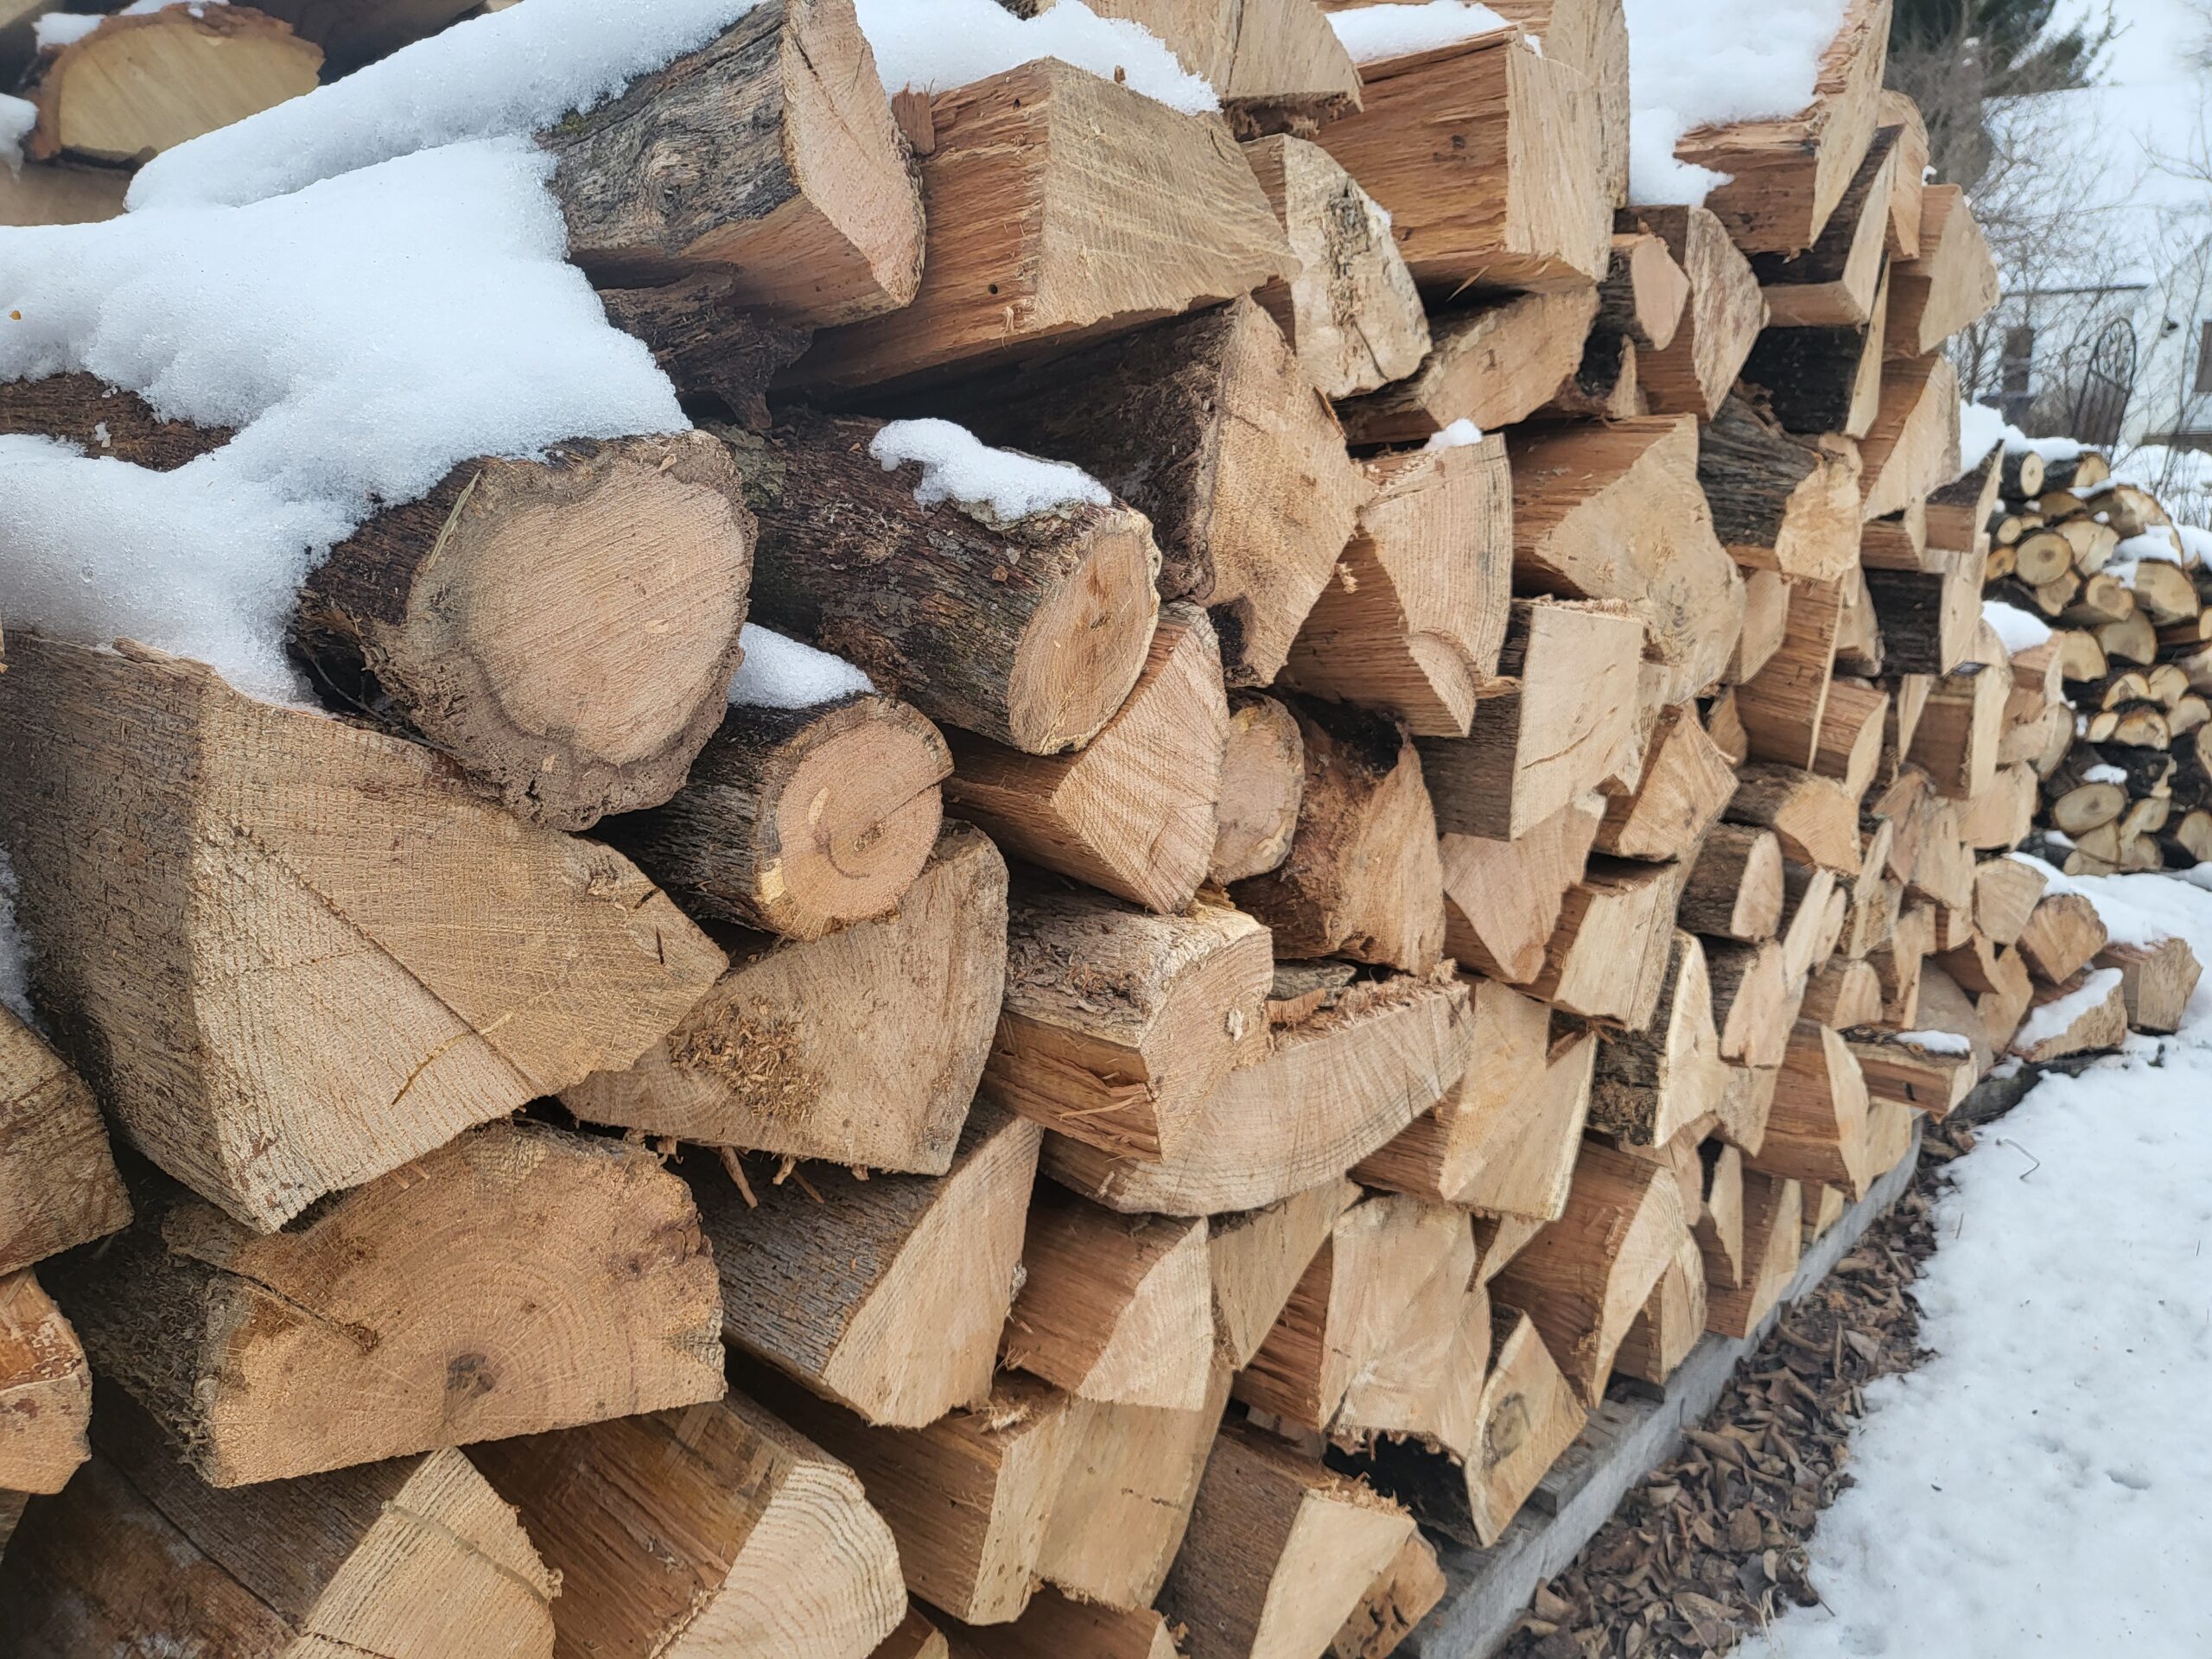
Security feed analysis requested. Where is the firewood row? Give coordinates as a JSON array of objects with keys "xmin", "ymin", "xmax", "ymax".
[{"xmin": 0, "ymin": 3, "xmax": 2201, "ymax": 1659}]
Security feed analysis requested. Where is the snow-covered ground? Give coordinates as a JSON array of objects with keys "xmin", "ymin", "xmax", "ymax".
[{"xmin": 1745, "ymin": 869, "xmax": 2212, "ymax": 1657}]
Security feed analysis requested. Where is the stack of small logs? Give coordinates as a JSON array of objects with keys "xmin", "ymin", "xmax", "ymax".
[
  {"xmin": 0, "ymin": 2, "xmax": 2202, "ymax": 1657},
  {"xmin": 1979, "ymin": 442, "xmax": 2212, "ymax": 874}
]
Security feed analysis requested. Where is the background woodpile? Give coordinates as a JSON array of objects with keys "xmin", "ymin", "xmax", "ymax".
[{"xmin": 0, "ymin": 1, "xmax": 2201, "ymax": 1657}]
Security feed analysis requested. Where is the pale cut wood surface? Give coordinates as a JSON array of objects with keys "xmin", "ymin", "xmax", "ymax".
[
  {"xmin": 986, "ymin": 891, "xmax": 1269, "ymax": 1164},
  {"xmin": 1886, "ymin": 184, "xmax": 2000, "ymax": 359},
  {"xmin": 0, "ymin": 636, "xmax": 724, "ymax": 1232},
  {"xmin": 0, "ymin": 1007, "xmax": 130, "ymax": 1278},
  {"xmin": 29, "ymin": 5, "xmax": 321, "ymax": 164},
  {"xmin": 1284, "ymin": 435, "xmax": 1511, "ymax": 737},
  {"xmin": 1, "ymin": 1388, "xmax": 556, "ymax": 1658},
  {"xmin": 472, "ymin": 1390, "xmax": 906, "ymax": 1659},
  {"xmin": 1208, "ymin": 1180, "xmax": 1358, "ymax": 1370},
  {"xmin": 1440, "ymin": 795, "xmax": 1604, "ymax": 982},
  {"xmin": 696, "ymin": 1105, "xmax": 1041, "ymax": 1427},
  {"xmin": 1159, "ymin": 1419, "xmax": 1414, "ymax": 1659},
  {"xmin": 0, "ymin": 156, "xmax": 126, "ymax": 225},
  {"xmin": 565, "ymin": 825, "xmax": 1006, "ymax": 1174},
  {"xmin": 1597, "ymin": 704, "xmax": 1738, "ymax": 862},
  {"xmin": 1211, "ymin": 692, "xmax": 1306, "ymax": 884},
  {"xmin": 943, "ymin": 1590, "xmax": 1183, "ymax": 1659},
  {"xmin": 1356, "ymin": 976, "xmax": 1553, "ymax": 1203},
  {"xmin": 53, "ymin": 1122, "xmax": 725, "ymax": 1486},
  {"xmin": 1245, "ymin": 133, "xmax": 1429, "ymax": 397},
  {"xmin": 1338, "ymin": 287, "xmax": 1599, "ymax": 446},
  {"xmin": 1637, "ymin": 205, "xmax": 1768, "ymax": 421},
  {"xmin": 1458, "ymin": 1028, "xmax": 1598, "ymax": 1223},
  {"xmin": 0, "ymin": 1271, "xmax": 88, "ymax": 1499},
  {"xmin": 1047, "ymin": 971, "xmax": 1473, "ymax": 1216},
  {"xmin": 791, "ymin": 59, "xmax": 1291, "ymax": 392},
  {"xmin": 1752, "ymin": 124, "xmax": 1898, "ymax": 327}
]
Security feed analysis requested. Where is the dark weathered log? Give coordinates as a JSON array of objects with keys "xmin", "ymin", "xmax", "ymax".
[
  {"xmin": 594, "ymin": 274, "xmax": 813, "ymax": 427},
  {"xmin": 1697, "ymin": 391, "xmax": 1859, "ymax": 581},
  {"xmin": 728, "ymin": 410, "xmax": 1163, "ymax": 754},
  {"xmin": 1740, "ymin": 269, "xmax": 1887, "ymax": 438}
]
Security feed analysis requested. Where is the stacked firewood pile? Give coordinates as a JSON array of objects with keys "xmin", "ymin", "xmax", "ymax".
[
  {"xmin": 0, "ymin": 2, "xmax": 2201, "ymax": 1658},
  {"xmin": 1976, "ymin": 442, "xmax": 2212, "ymax": 875}
]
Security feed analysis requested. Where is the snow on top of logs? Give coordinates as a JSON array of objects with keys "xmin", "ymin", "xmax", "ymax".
[
  {"xmin": 855, "ymin": 0, "xmax": 1218, "ymax": 113},
  {"xmin": 1622, "ymin": 0, "xmax": 1847, "ymax": 207},
  {"xmin": 1982, "ymin": 600, "xmax": 2053, "ymax": 657},
  {"xmin": 0, "ymin": 92, "xmax": 31, "ymax": 168},
  {"xmin": 36, "ymin": 0, "xmax": 230, "ymax": 54},
  {"xmin": 2012, "ymin": 851, "xmax": 2198, "ymax": 953},
  {"xmin": 1324, "ymin": 1, "xmax": 1515, "ymax": 67},
  {"xmin": 870, "ymin": 417, "xmax": 1112, "ymax": 519},
  {"xmin": 1422, "ymin": 416, "xmax": 1486, "ymax": 450},
  {"xmin": 728, "ymin": 625, "xmax": 875, "ymax": 709}
]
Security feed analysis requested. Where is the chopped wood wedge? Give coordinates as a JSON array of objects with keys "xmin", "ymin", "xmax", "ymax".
[
  {"xmin": 0, "ymin": 1010, "xmax": 129, "ymax": 1279},
  {"xmin": 1213, "ymin": 693, "xmax": 1307, "ymax": 883},
  {"xmin": 1700, "ymin": 393, "xmax": 1862, "ymax": 581},
  {"xmin": 1356, "ymin": 979, "xmax": 1554, "ymax": 1203},
  {"xmin": 2095, "ymin": 937, "xmax": 2203, "ymax": 1034},
  {"xmin": 0, "ymin": 635, "xmax": 725, "ymax": 1232},
  {"xmin": 1886, "ymin": 184, "xmax": 2000, "ymax": 359},
  {"xmin": 2010, "ymin": 966, "xmax": 2128, "ymax": 1062},
  {"xmin": 1440, "ymin": 794, "xmax": 1605, "ymax": 982},
  {"xmin": 1746, "ymin": 1020, "xmax": 1873, "ymax": 1198},
  {"xmin": 1706, "ymin": 1169, "xmax": 1803, "ymax": 1338},
  {"xmin": 51, "ymin": 1122, "xmax": 723, "ymax": 1487},
  {"xmin": 1637, "ymin": 203, "xmax": 1768, "ymax": 420},
  {"xmin": 0, "ymin": 1272, "xmax": 87, "ymax": 1510},
  {"xmin": 1209, "ymin": 1182, "xmax": 1360, "ymax": 1370},
  {"xmin": 472, "ymin": 1390, "xmax": 906, "ymax": 1659},
  {"xmin": 1337, "ymin": 288, "xmax": 1601, "ymax": 446}
]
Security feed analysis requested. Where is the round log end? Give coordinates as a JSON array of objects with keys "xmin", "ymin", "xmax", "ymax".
[{"xmin": 1003, "ymin": 510, "xmax": 1162, "ymax": 755}]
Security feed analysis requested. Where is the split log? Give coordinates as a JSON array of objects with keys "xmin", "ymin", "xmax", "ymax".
[
  {"xmin": 943, "ymin": 1592, "xmax": 1182, "ymax": 1659},
  {"xmin": 1751, "ymin": 124, "xmax": 1899, "ymax": 327},
  {"xmin": 2095, "ymin": 938, "xmax": 2202, "ymax": 1034},
  {"xmin": 1330, "ymin": 1532, "xmax": 1448, "ymax": 1659},
  {"xmin": 1699, "ymin": 393, "xmax": 1862, "ymax": 581},
  {"xmin": 54, "ymin": 1122, "xmax": 723, "ymax": 1487},
  {"xmin": 2018, "ymin": 891, "xmax": 2113, "ymax": 984},
  {"xmin": 1456, "ymin": 1029, "xmax": 1599, "ymax": 1221},
  {"xmin": 1878, "ymin": 91, "xmax": 1929, "ymax": 257},
  {"xmin": 0, "ymin": 379, "xmax": 760, "ymax": 832},
  {"xmin": 0, "ymin": 1272, "xmax": 87, "ymax": 1518},
  {"xmin": 876, "ymin": 1611, "xmax": 951, "ymax": 1659},
  {"xmin": 1705, "ymin": 1170, "xmax": 1803, "ymax": 1338},
  {"xmin": 1233, "ymin": 700, "xmax": 1446, "ymax": 972},
  {"xmin": 595, "ymin": 275, "xmax": 812, "ymax": 427},
  {"xmin": 938, "ymin": 297, "xmax": 1359, "ymax": 688},
  {"xmin": 1416, "ymin": 599, "xmax": 1643, "ymax": 840},
  {"xmin": 1637, "ymin": 204, "xmax": 1769, "ymax": 421},
  {"xmin": 1529, "ymin": 858, "xmax": 1689, "ymax": 1027},
  {"xmin": 1847, "ymin": 1031, "xmax": 1974, "ymax": 1118},
  {"xmin": 790, "ymin": 59, "xmax": 1289, "ymax": 392},
  {"xmin": 1673, "ymin": 0, "xmax": 1890, "ymax": 256},
  {"xmin": 1587, "ymin": 932, "xmax": 1726, "ymax": 1146},
  {"xmin": 1309, "ymin": 29, "xmax": 1609, "ymax": 294},
  {"xmin": 948, "ymin": 607, "xmax": 1229, "ymax": 914},
  {"xmin": 1802, "ymin": 957, "xmax": 1884, "ymax": 1027},
  {"xmin": 1864, "ymin": 544, "xmax": 1986, "ymax": 673},
  {"xmin": 986, "ymin": 892, "xmax": 1268, "ymax": 1164},
  {"xmin": 1237, "ymin": 1193, "xmax": 1471, "ymax": 1428},
  {"xmin": 1509, "ymin": 416, "xmax": 1746, "ymax": 702},
  {"xmin": 1490, "ymin": 1139, "xmax": 1691, "ymax": 1403},
  {"xmin": 1858, "ymin": 354, "xmax": 1962, "ymax": 521},
  {"xmin": 1245, "ymin": 134, "xmax": 1430, "ymax": 397},
  {"xmin": 1283, "ymin": 433, "xmax": 1511, "ymax": 737},
  {"xmin": 1729, "ymin": 762, "xmax": 1864, "ymax": 873},
  {"xmin": 0, "ymin": 1010, "xmax": 129, "ymax": 1278},
  {"xmin": 0, "ymin": 636, "xmax": 724, "ymax": 1231},
  {"xmin": 1208, "ymin": 1181, "xmax": 1358, "ymax": 1370},
  {"xmin": 730, "ymin": 411, "xmax": 1161, "ymax": 753},
  {"xmin": 1614, "ymin": 1234, "xmax": 1710, "ymax": 1386},
  {"xmin": 1716, "ymin": 1060, "xmax": 1780, "ymax": 1154},
  {"xmin": 1047, "ymin": 969, "xmax": 1473, "ymax": 1217},
  {"xmin": 1706, "ymin": 938, "xmax": 1796, "ymax": 1067},
  {"xmin": 1487, "ymin": 0, "xmax": 1632, "ymax": 208},
  {"xmin": 1909, "ymin": 654, "xmax": 2009, "ymax": 802},
  {"xmin": 1747, "ymin": 1020, "xmax": 1872, "ymax": 1198},
  {"xmin": 26, "ymin": 5, "xmax": 321, "ymax": 164},
  {"xmin": 472, "ymin": 1390, "xmax": 906, "ymax": 1659},
  {"xmin": 1336, "ymin": 287, "xmax": 1601, "ymax": 445},
  {"xmin": 1351, "ymin": 1306, "xmax": 1586, "ymax": 1548},
  {"xmin": 1597, "ymin": 704, "xmax": 1738, "ymax": 861},
  {"xmin": 1815, "ymin": 679, "xmax": 1891, "ymax": 802},
  {"xmin": 1212, "ymin": 693, "xmax": 1307, "ymax": 883},
  {"xmin": 1741, "ymin": 263, "xmax": 1890, "ymax": 437},
  {"xmin": 1694, "ymin": 1141, "xmax": 1747, "ymax": 1289},
  {"xmin": 1778, "ymin": 861, "xmax": 1845, "ymax": 982},
  {"xmin": 1158, "ymin": 1420, "xmax": 1414, "ymax": 1659},
  {"xmin": 604, "ymin": 694, "xmax": 950, "ymax": 939},
  {"xmin": 753, "ymin": 1369, "xmax": 1074, "ymax": 1628},
  {"xmin": 1886, "ymin": 184, "xmax": 1999, "ymax": 359},
  {"xmin": 1039, "ymin": 1365, "xmax": 1230, "ymax": 1609},
  {"xmin": 1681, "ymin": 821, "xmax": 1786, "ymax": 942},
  {"xmin": 1440, "ymin": 794, "xmax": 1605, "ymax": 982},
  {"xmin": 1355, "ymin": 978, "xmax": 1554, "ymax": 1202},
  {"xmin": 1928, "ymin": 442, "xmax": 2004, "ymax": 555},
  {"xmin": 1055, "ymin": 0, "xmax": 1361, "ymax": 132},
  {"xmin": 0, "ymin": 1392, "xmax": 557, "ymax": 1659},
  {"xmin": 1738, "ymin": 578, "xmax": 1842, "ymax": 770},
  {"xmin": 1598, "ymin": 230, "xmax": 1691, "ymax": 350},
  {"xmin": 566, "ymin": 825, "xmax": 1007, "ymax": 1174},
  {"xmin": 695, "ymin": 1105, "xmax": 1039, "ymax": 1428},
  {"xmin": 1537, "ymin": 320, "xmax": 1643, "ymax": 420},
  {"xmin": 1960, "ymin": 761, "xmax": 2038, "ymax": 849},
  {"xmin": 1330, "ymin": 1256, "xmax": 1490, "ymax": 1459},
  {"xmin": 2011, "ymin": 967, "xmax": 2128, "ymax": 1062},
  {"xmin": 1006, "ymin": 1192, "xmax": 1213, "ymax": 1410},
  {"xmin": 1974, "ymin": 855, "xmax": 2048, "ymax": 945}
]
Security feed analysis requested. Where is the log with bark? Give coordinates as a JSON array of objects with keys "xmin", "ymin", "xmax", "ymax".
[
  {"xmin": 0, "ymin": 1271, "xmax": 88, "ymax": 1535},
  {"xmin": 1698, "ymin": 391, "xmax": 1862, "ymax": 581},
  {"xmin": 1751, "ymin": 124, "xmax": 1899, "ymax": 327},
  {"xmin": 1337, "ymin": 287, "xmax": 1602, "ymax": 446},
  {"xmin": 1636, "ymin": 204, "xmax": 1769, "ymax": 421}
]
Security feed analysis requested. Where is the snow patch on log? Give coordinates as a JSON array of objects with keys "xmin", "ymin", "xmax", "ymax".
[
  {"xmin": 2009, "ymin": 968, "xmax": 2125, "ymax": 1054},
  {"xmin": 1325, "ymin": 2, "xmax": 1513, "ymax": 66},
  {"xmin": 870, "ymin": 417, "xmax": 1113, "ymax": 519},
  {"xmin": 1982, "ymin": 601, "xmax": 2051, "ymax": 654},
  {"xmin": 1891, "ymin": 1029, "xmax": 1971, "ymax": 1057},
  {"xmin": 1422, "ymin": 417, "xmax": 1486, "ymax": 449},
  {"xmin": 855, "ymin": 0, "xmax": 1219, "ymax": 112},
  {"xmin": 727, "ymin": 624, "xmax": 875, "ymax": 709},
  {"xmin": 0, "ymin": 93, "xmax": 33, "ymax": 168},
  {"xmin": 1624, "ymin": 0, "xmax": 1847, "ymax": 207}
]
